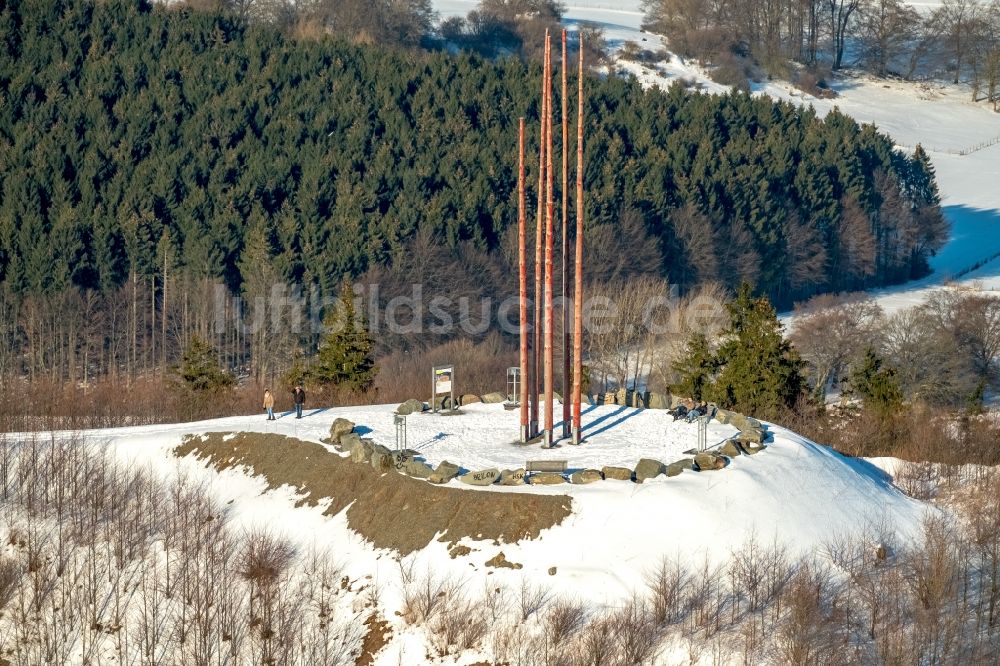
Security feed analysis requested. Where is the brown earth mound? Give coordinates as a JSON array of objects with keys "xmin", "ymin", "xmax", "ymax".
[{"xmin": 175, "ymin": 432, "xmax": 572, "ymax": 555}]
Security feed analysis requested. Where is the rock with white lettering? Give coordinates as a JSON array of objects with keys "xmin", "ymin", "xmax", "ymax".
[
  {"xmin": 571, "ymin": 469, "xmax": 603, "ymax": 484},
  {"xmin": 460, "ymin": 468, "xmax": 500, "ymax": 486},
  {"xmin": 499, "ymin": 468, "xmax": 527, "ymax": 485},
  {"xmin": 428, "ymin": 460, "xmax": 461, "ymax": 484},
  {"xmin": 602, "ymin": 466, "xmax": 633, "ymax": 481}
]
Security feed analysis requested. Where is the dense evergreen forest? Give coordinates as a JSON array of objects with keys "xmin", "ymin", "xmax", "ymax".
[{"xmin": 0, "ymin": 0, "xmax": 946, "ymax": 382}]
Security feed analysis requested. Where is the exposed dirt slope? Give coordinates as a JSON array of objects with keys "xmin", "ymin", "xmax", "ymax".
[{"xmin": 175, "ymin": 432, "xmax": 571, "ymax": 555}]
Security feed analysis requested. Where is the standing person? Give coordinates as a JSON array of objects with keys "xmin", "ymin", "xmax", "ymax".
[
  {"xmin": 263, "ymin": 388, "xmax": 275, "ymax": 421},
  {"xmin": 293, "ymin": 385, "xmax": 306, "ymax": 419}
]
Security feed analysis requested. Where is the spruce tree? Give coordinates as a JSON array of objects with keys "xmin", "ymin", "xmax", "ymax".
[
  {"xmin": 309, "ymin": 282, "xmax": 377, "ymax": 392},
  {"xmin": 708, "ymin": 284, "xmax": 805, "ymax": 417},
  {"xmin": 175, "ymin": 336, "xmax": 235, "ymax": 393},
  {"xmin": 672, "ymin": 332, "xmax": 717, "ymax": 400},
  {"xmin": 850, "ymin": 347, "xmax": 903, "ymax": 416}
]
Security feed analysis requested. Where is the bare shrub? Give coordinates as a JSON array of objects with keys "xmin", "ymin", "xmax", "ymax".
[
  {"xmin": 545, "ymin": 598, "xmax": 587, "ymax": 645},
  {"xmin": 519, "ymin": 577, "xmax": 553, "ymax": 621},
  {"xmin": 0, "ymin": 556, "xmax": 20, "ymax": 610},
  {"xmin": 646, "ymin": 554, "xmax": 689, "ymax": 626},
  {"xmin": 430, "ymin": 590, "xmax": 488, "ymax": 656},
  {"xmin": 772, "ymin": 560, "xmax": 845, "ymax": 665},
  {"xmin": 611, "ymin": 595, "xmax": 659, "ymax": 665},
  {"xmin": 400, "ymin": 563, "xmax": 459, "ymax": 624}
]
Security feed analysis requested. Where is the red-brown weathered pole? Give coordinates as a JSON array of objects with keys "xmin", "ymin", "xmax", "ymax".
[
  {"xmin": 572, "ymin": 32, "xmax": 585, "ymax": 445},
  {"xmin": 544, "ymin": 32, "xmax": 555, "ymax": 448},
  {"xmin": 518, "ymin": 117, "xmax": 529, "ymax": 442},
  {"xmin": 532, "ymin": 34, "xmax": 548, "ymax": 440},
  {"xmin": 561, "ymin": 29, "xmax": 571, "ymax": 440}
]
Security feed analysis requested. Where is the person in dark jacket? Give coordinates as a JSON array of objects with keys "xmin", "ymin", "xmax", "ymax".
[
  {"xmin": 293, "ymin": 385, "xmax": 306, "ymax": 418},
  {"xmin": 669, "ymin": 404, "xmax": 689, "ymax": 421}
]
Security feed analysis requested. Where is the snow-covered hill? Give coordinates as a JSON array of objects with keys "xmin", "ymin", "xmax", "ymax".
[{"xmin": 93, "ymin": 402, "xmax": 927, "ymax": 595}]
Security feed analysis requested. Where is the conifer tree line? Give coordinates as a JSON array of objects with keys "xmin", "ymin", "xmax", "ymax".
[
  {"xmin": 643, "ymin": 0, "xmax": 1000, "ymax": 105},
  {"xmin": 0, "ymin": 0, "xmax": 945, "ymax": 383}
]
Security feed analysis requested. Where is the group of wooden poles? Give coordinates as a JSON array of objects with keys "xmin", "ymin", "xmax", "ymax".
[{"xmin": 517, "ymin": 28, "xmax": 585, "ymax": 448}]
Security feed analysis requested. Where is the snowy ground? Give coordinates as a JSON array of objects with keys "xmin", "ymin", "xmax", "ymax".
[{"xmin": 76, "ymin": 402, "xmax": 930, "ymax": 611}]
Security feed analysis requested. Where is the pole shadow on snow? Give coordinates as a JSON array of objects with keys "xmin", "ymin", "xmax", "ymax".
[
  {"xmin": 579, "ymin": 405, "xmax": 643, "ymax": 438},
  {"xmin": 552, "ymin": 402, "xmax": 599, "ymax": 433}
]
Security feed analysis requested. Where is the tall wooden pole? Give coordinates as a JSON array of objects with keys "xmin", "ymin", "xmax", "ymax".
[
  {"xmin": 561, "ymin": 29, "xmax": 571, "ymax": 439},
  {"xmin": 544, "ymin": 32, "xmax": 555, "ymax": 448},
  {"xmin": 532, "ymin": 32, "xmax": 548, "ymax": 440},
  {"xmin": 518, "ymin": 118, "xmax": 529, "ymax": 442},
  {"xmin": 572, "ymin": 32, "xmax": 585, "ymax": 445}
]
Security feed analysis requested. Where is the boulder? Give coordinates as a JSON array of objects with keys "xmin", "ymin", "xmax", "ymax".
[
  {"xmin": 739, "ymin": 427, "xmax": 765, "ymax": 445},
  {"xmin": 485, "ymin": 552, "xmax": 523, "ymax": 569},
  {"xmin": 330, "ymin": 418, "xmax": 355, "ymax": 442},
  {"xmin": 570, "ymin": 469, "xmax": 604, "ymax": 484},
  {"xmin": 665, "ymin": 458, "xmax": 693, "ymax": 477},
  {"xmin": 403, "ymin": 459, "xmax": 434, "ymax": 479},
  {"xmin": 428, "ymin": 460, "xmax": 461, "ymax": 484},
  {"xmin": 499, "ymin": 468, "xmax": 527, "ymax": 485},
  {"xmin": 349, "ymin": 438, "xmax": 374, "ymax": 463},
  {"xmin": 634, "ymin": 458, "xmax": 666, "ymax": 483},
  {"xmin": 602, "ymin": 466, "xmax": 633, "ymax": 481},
  {"xmin": 481, "ymin": 392, "xmax": 506, "ymax": 404},
  {"xmin": 714, "ymin": 408, "xmax": 736, "ymax": 425},
  {"xmin": 741, "ymin": 440, "xmax": 766, "ymax": 455},
  {"xmin": 461, "ymin": 394, "xmax": 482, "ymax": 406},
  {"xmin": 460, "ymin": 468, "xmax": 500, "ymax": 486},
  {"xmin": 530, "ymin": 472, "xmax": 567, "ymax": 485},
  {"xmin": 370, "ymin": 445, "xmax": 393, "ymax": 473},
  {"xmin": 338, "ymin": 432, "xmax": 362, "ymax": 453},
  {"xmin": 694, "ymin": 452, "xmax": 726, "ymax": 471},
  {"xmin": 646, "ymin": 392, "xmax": 671, "ymax": 410},
  {"xmin": 396, "ymin": 398, "xmax": 425, "ymax": 415},
  {"xmin": 720, "ymin": 440, "xmax": 742, "ymax": 457},
  {"xmin": 615, "ymin": 388, "xmax": 631, "ymax": 407},
  {"xmin": 433, "ymin": 395, "xmax": 454, "ymax": 410},
  {"xmin": 603, "ymin": 391, "xmax": 617, "ymax": 405},
  {"xmin": 670, "ymin": 395, "xmax": 689, "ymax": 409}
]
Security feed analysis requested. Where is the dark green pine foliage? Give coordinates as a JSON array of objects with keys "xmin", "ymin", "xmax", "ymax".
[
  {"xmin": 850, "ymin": 347, "xmax": 904, "ymax": 416},
  {"xmin": 0, "ymin": 0, "xmax": 946, "ymax": 309},
  {"xmin": 309, "ymin": 282, "xmax": 377, "ymax": 392},
  {"xmin": 672, "ymin": 332, "xmax": 717, "ymax": 401},
  {"xmin": 708, "ymin": 284, "xmax": 806, "ymax": 418},
  {"xmin": 175, "ymin": 336, "xmax": 235, "ymax": 392}
]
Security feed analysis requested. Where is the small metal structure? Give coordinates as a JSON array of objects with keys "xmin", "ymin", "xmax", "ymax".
[
  {"xmin": 394, "ymin": 413, "xmax": 406, "ymax": 452},
  {"xmin": 507, "ymin": 367, "xmax": 521, "ymax": 405},
  {"xmin": 697, "ymin": 413, "xmax": 709, "ymax": 452},
  {"xmin": 431, "ymin": 364, "xmax": 455, "ymax": 413}
]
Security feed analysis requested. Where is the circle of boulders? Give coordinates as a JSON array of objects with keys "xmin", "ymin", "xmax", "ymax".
[{"xmin": 328, "ymin": 394, "xmax": 769, "ymax": 490}]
